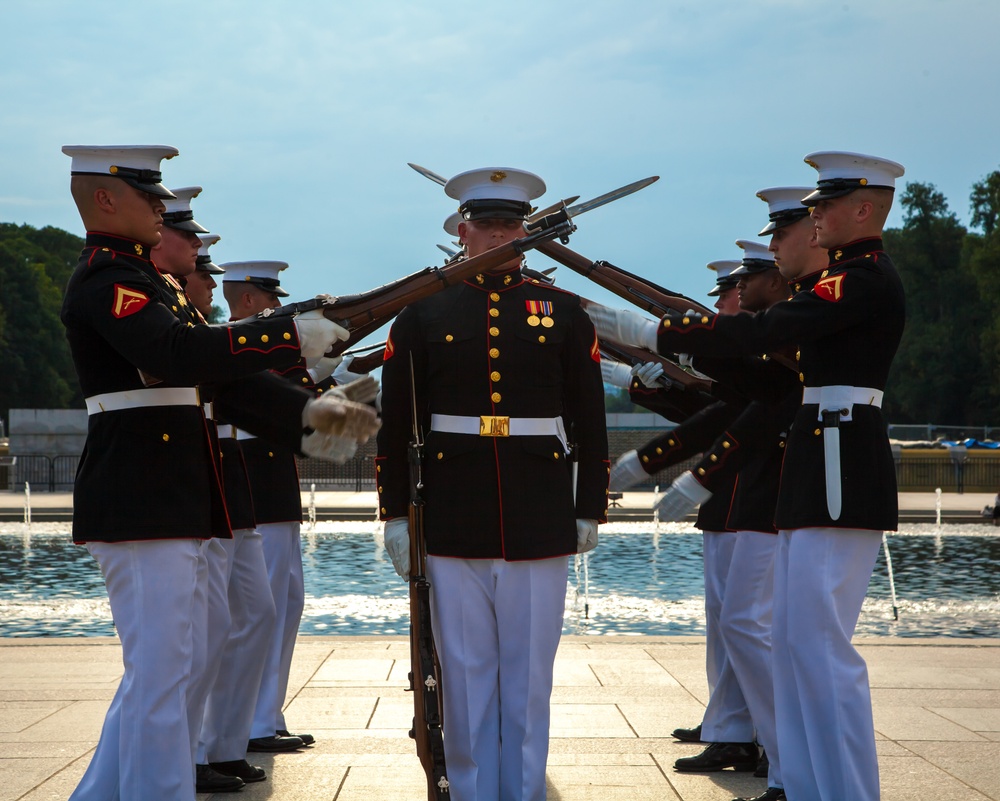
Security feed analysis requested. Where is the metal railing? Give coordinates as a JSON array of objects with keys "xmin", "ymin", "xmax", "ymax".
[
  {"xmin": 888, "ymin": 424, "xmax": 997, "ymax": 442},
  {"xmin": 1, "ymin": 454, "xmax": 79, "ymax": 492},
  {"xmin": 294, "ymin": 454, "xmax": 376, "ymax": 492}
]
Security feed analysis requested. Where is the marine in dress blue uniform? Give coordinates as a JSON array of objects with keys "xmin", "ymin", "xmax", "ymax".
[
  {"xmin": 668, "ymin": 239, "xmax": 801, "ymax": 797},
  {"xmin": 606, "ymin": 258, "xmax": 749, "ymax": 750},
  {"xmin": 590, "ymin": 152, "xmax": 906, "ymax": 801},
  {"xmin": 60, "ymin": 146, "xmax": 369, "ymax": 801},
  {"xmin": 222, "ymin": 261, "xmax": 318, "ymax": 753},
  {"xmin": 377, "ymin": 168, "xmax": 609, "ymax": 801}
]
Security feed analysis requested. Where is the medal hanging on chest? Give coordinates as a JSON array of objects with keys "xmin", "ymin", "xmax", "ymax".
[{"xmin": 525, "ymin": 300, "xmax": 554, "ymax": 328}]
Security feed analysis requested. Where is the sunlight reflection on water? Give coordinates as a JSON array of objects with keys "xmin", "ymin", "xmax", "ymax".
[{"xmin": 1, "ymin": 521, "xmax": 998, "ymax": 637}]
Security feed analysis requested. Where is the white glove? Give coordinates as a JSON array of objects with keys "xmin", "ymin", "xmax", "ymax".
[
  {"xmin": 328, "ymin": 374, "xmax": 380, "ymax": 404},
  {"xmin": 303, "ymin": 394, "xmax": 381, "ymax": 442},
  {"xmin": 610, "ymin": 449, "xmax": 649, "ymax": 492},
  {"xmin": 601, "ymin": 359, "xmax": 634, "ymax": 389},
  {"xmin": 654, "ymin": 470, "xmax": 712, "ymax": 521},
  {"xmin": 294, "ymin": 309, "xmax": 350, "ymax": 360},
  {"xmin": 678, "ymin": 353, "xmax": 712, "ymax": 380},
  {"xmin": 631, "ymin": 361, "xmax": 665, "ymax": 388},
  {"xmin": 332, "ymin": 353, "xmax": 361, "ymax": 385},
  {"xmin": 375, "ymin": 389, "xmax": 383, "ymax": 415},
  {"xmin": 383, "ymin": 518, "xmax": 411, "ymax": 579},
  {"xmin": 586, "ymin": 303, "xmax": 658, "ymax": 351},
  {"xmin": 300, "ymin": 430, "xmax": 358, "ymax": 462},
  {"xmin": 576, "ymin": 519, "xmax": 599, "ymax": 554},
  {"xmin": 308, "ymin": 355, "xmax": 343, "ymax": 383}
]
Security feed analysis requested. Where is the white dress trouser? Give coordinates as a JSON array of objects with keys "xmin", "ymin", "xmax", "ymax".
[
  {"xmin": 70, "ymin": 539, "xmax": 208, "ymax": 801},
  {"xmin": 700, "ymin": 530, "xmax": 754, "ymax": 742},
  {"xmin": 188, "ymin": 539, "xmax": 231, "ymax": 765},
  {"xmin": 200, "ymin": 529, "xmax": 277, "ymax": 761},
  {"xmin": 426, "ymin": 555, "xmax": 569, "ymax": 801},
  {"xmin": 719, "ymin": 531, "xmax": 779, "ymax": 786},
  {"xmin": 251, "ymin": 521, "xmax": 304, "ymax": 737},
  {"xmin": 772, "ymin": 527, "xmax": 882, "ymax": 801}
]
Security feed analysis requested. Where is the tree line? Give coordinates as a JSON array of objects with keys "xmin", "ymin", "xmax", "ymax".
[{"xmin": 3, "ymin": 170, "xmax": 1000, "ymax": 429}]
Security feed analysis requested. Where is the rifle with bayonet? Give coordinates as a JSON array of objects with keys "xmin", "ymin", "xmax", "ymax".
[
  {"xmin": 232, "ymin": 210, "xmax": 575, "ymax": 356},
  {"xmin": 537, "ymin": 240, "xmax": 798, "ymax": 373},
  {"xmin": 406, "ymin": 355, "xmax": 449, "ymax": 801}
]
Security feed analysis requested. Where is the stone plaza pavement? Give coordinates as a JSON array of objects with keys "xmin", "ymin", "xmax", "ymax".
[{"xmin": 1, "ymin": 636, "xmax": 998, "ymax": 800}]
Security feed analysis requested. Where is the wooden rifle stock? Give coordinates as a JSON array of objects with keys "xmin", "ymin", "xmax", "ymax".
[
  {"xmin": 537, "ymin": 240, "xmax": 711, "ymax": 316},
  {"xmin": 539, "ymin": 241, "xmax": 798, "ymax": 373},
  {"xmin": 406, "ymin": 359, "xmax": 449, "ymax": 800},
  {"xmin": 238, "ymin": 217, "xmax": 574, "ymax": 357},
  {"xmin": 344, "ymin": 348, "xmax": 386, "ymax": 375}
]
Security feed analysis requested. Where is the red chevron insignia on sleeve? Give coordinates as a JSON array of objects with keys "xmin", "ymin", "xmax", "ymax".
[
  {"xmin": 590, "ymin": 330, "xmax": 601, "ymax": 362},
  {"xmin": 814, "ymin": 274, "xmax": 846, "ymax": 302},
  {"xmin": 112, "ymin": 284, "xmax": 150, "ymax": 318},
  {"xmin": 383, "ymin": 334, "xmax": 395, "ymax": 361}
]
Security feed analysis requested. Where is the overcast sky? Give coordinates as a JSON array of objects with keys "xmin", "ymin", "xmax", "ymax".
[{"xmin": 2, "ymin": 0, "xmax": 998, "ymax": 343}]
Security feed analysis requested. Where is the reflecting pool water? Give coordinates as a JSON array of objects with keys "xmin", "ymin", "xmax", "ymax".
[{"xmin": 1, "ymin": 521, "xmax": 998, "ymax": 637}]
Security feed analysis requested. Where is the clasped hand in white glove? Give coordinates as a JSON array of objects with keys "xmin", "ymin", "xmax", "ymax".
[
  {"xmin": 294, "ymin": 308, "xmax": 350, "ymax": 360},
  {"xmin": 576, "ymin": 519, "xmax": 599, "ymax": 554},
  {"xmin": 303, "ymin": 394, "xmax": 381, "ymax": 442},
  {"xmin": 300, "ymin": 430, "xmax": 358, "ymax": 463},
  {"xmin": 654, "ymin": 470, "xmax": 712, "ymax": 521},
  {"xmin": 600, "ymin": 359, "xmax": 634, "ymax": 389},
  {"xmin": 586, "ymin": 302, "xmax": 658, "ymax": 351},
  {"xmin": 382, "ymin": 518, "xmax": 411, "ymax": 579},
  {"xmin": 332, "ymin": 353, "xmax": 363, "ymax": 385},
  {"xmin": 308, "ymin": 355, "xmax": 343, "ymax": 383},
  {"xmin": 328, "ymin": 374, "xmax": 380, "ymax": 404},
  {"xmin": 631, "ymin": 361, "xmax": 664, "ymax": 388},
  {"xmin": 609, "ymin": 449, "xmax": 649, "ymax": 492}
]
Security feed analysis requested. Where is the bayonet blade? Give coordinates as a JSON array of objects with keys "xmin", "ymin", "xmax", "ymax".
[
  {"xmin": 565, "ymin": 176, "xmax": 659, "ymax": 218},
  {"xmin": 408, "ymin": 162, "xmax": 448, "ymax": 186}
]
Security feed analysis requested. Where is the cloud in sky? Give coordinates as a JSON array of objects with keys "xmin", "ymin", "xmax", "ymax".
[{"xmin": 1, "ymin": 0, "xmax": 998, "ymax": 315}]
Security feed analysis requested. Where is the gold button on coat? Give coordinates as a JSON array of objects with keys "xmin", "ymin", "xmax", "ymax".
[
  {"xmin": 490, "ymin": 371, "xmax": 501, "ymax": 382},
  {"xmin": 490, "ymin": 327, "xmax": 499, "ymax": 336},
  {"xmin": 490, "ymin": 348, "xmax": 500, "ymax": 358},
  {"xmin": 238, "ymin": 336, "xmax": 247, "ymax": 344},
  {"xmin": 490, "ymin": 292, "xmax": 500, "ymax": 301},
  {"xmin": 445, "ymin": 334, "xmax": 454, "ymax": 342},
  {"xmin": 491, "ymin": 392, "xmax": 501, "ymax": 402},
  {"xmin": 283, "ymin": 332, "xmax": 291, "ymax": 340},
  {"xmin": 489, "ymin": 308, "xmax": 500, "ymax": 317},
  {"xmin": 261, "ymin": 335, "xmax": 269, "ymax": 343},
  {"xmin": 162, "ymin": 434, "xmax": 170, "ymax": 442}
]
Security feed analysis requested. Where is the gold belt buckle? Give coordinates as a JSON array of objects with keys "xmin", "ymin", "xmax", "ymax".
[{"xmin": 479, "ymin": 415, "xmax": 510, "ymax": 437}]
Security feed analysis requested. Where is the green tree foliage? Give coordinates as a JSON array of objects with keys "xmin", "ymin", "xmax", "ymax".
[
  {"xmin": 964, "ymin": 169, "xmax": 1000, "ymax": 422},
  {"xmin": 604, "ymin": 387, "xmax": 635, "ymax": 413},
  {"xmin": 883, "ymin": 183, "xmax": 977, "ymax": 424},
  {"xmin": 0, "ymin": 223, "xmax": 85, "ymax": 422}
]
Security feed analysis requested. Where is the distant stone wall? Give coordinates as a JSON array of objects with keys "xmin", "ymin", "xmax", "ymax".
[{"xmin": 8, "ymin": 409, "xmax": 87, "ymax": 457}]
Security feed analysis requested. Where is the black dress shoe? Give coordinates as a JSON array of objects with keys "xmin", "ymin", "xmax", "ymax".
[
  {"xmin": 210, "ymin": 759, "xmax": 267, "ymax": 783},
  {"xmin": 732, "ymin": 788, "xmax": 785, "ymax": 801},
  {"xmin": 247, "ymin": 734, "xmax": 304, "ymax": 752},
  {"xmin": 674, "ymin": 741, "xmax": 759, "ymax": 773},
  {"xmin": 196, "ymin": 764, "xmax": 245, "ymax": 793},
  {"xmin": 277, "ymin": 727, "xmax": 315, "ymax": 746},
  {"xmin": 671, "ymin": 723, "xmax": 703, "ymax": 743},
  {"xmin": 754, "ymin": 748, "xmax": 769, "ymax": 778}
]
